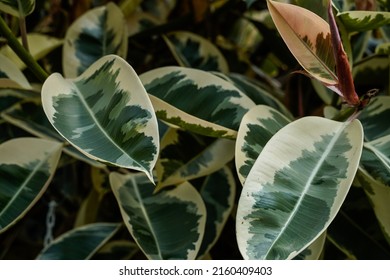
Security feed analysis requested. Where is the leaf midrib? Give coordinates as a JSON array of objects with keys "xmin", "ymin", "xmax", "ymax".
[
  {"xmin": 131, "ymin": 176, "xmax": 163, "ymax": 260},
  {"xmin": 72, "ymin": 83, "xmax": 145, "ymax": 170},
  {"xmin": 265, "ymin": 122, "xmax": 347, "ymax": 259}
]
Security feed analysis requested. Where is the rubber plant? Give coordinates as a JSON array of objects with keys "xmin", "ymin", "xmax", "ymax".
[{"xmin": 0, "ymin": 0, "xmax": 389, "ymax": 260}]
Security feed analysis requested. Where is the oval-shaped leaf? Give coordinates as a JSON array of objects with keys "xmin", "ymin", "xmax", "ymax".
[
  {"xmin": 0, "ymin": 54, "xmax": 31, "ymax": 89},
  {"xmin": 110, "ymin": 172, "xmax": 207, "ymax": 260},
  {"xmin": 157, "ymin": 128, "xmax": 235, "ymax": 189},
  {"xmin": 235, "ymin": 105, "xmax": 291, "ymax": 186},
  {"xmin": 36, "ymin": 223, "xmax": 120, "ymax": 260},
  {"xmin": 163, "ymin": 31, "xmax": 229, "ymax": 73},
  {"xmin": 0, "ymin": 0, "xmax": 35, "ymax": 17},
  {"xmin": 0, "ymin": 33, "xmax": 63, "ymax": 70},
  {"xmin": 196, "ymin": 166, "xmax": 236, "ymax": 259},
  {"xmin": 62, "ymin": 2, "xmax": 128, "ymax": 78},
  {"xmin": 140, "ymin": 66, "xmax": 255, "ymax": 139},
  {"xmin": 0, "ymin": 137, "xmax": 62, "ymax": 233},
  {"xmin": 267, "ymin": 0, "xmax": 337, "ymax": 85},
  {"xmin": 42, "ymin": 55, "xmax": 159, "ymax": 182},
  {"xmin": 236, "ymin": 117, "xmax": 363, "ymax": 259}
]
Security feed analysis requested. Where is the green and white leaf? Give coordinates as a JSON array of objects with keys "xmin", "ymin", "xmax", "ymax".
[
  {"xmin": 0, "ymin": 0, "xmax": 35, "ymax": 17},
  {"xmin": 157, "ymin": 128, "xmax": 235, "ymax": 189},
  {"xmin": 359, "ymin": 96, "xmax": 390, "ymax": 142},
  {"xmin": 353, "ymin": 56, "xmax": 389, "ymax": 88},
  {"xmin": 0, "ymin": 137, "xmax": 62, "ymax": 233},
  {"xmin": 235, "ymin": 105, "xmax": 291, "ymax": 186},
  {"xmin": 293, "ymin": 232, "xmax": 326, "ymax": 260},
  {"xmin": 42, "ymin": 55, "xmax": 159, "ymax": 182},
  {"xmin": 0, "ymin": 34, "xmax": 63, "ymax": 70},
  {"xmin": 266, "ymin": 0, "xmax": 337, "ymax": 86},
  {"xmin": 140, "ymin": 66, "xmax": 255, "ymax": 139},
  {"xmin": 338, "ymin": 11, "xmax": 390, "ymax": 33},
  {"xmin": 236, "ymin": 117, "xmax": 363, "ymax": 260},
  {"xmin": 0, "ymin": 54, "xmax": 31, "ymax": 89},
  {"xmin": 163, "ymin": 31, "xmax": 229, "ymax": 73},
  {"xmin": 360, "ymin": 135, "xmax": 390, "ymax": 187},
  {"xmin": 1, "ymin": 100, "xmax": 105, "ymax": 168},
  {"xmin": 36, "ymin": 223, "xmax": 120, "ymax": 260},
  {"xmin": 63, "ymin": 3, "xmax": 128, "ymax": 78},
  {"xmin": 110, "ymin": 172, "xmax": 206, "ymax": 260},
  {"xmin": 358, "ymin": 96, "xmax": 390, "ymax": 186},
  {"xmin": 196, "ymin": 167, "xmax": 236, "ymax": 259},
  {"xmin": 214, "ymin": 72, "xmax": 292, "ymax": 119},
  {"xmin": 356, "ymin": 169, "xmax": 390, "ymax": 243}
]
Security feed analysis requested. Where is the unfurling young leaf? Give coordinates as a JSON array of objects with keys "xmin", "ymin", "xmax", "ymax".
[{"xmin": 266, "ymin": 0, "xmax": 360, "ymax": 107}]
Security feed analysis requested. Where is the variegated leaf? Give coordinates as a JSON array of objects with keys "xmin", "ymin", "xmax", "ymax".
[
  {"xmin": 338, "ymin": 11, "xmax": 390, "ymax": 32},
  {"xmin": 1, "ymin": 100, "xmax": 105, "ymax": 168},
  {"xmin": 359, "ymin": 96, "xmax": 390, "ymax": 142},
  {"xmin": 110, "ymin": 172, "xmax": 206, "ymax": 260},
  {"xmin": 42, "ymin": 55, "xmax": 159, "ymax": 182},
  {"xmin": 196, "ymin": 167, "xmax": 236, "ymax": 259},
  {"xmin": 63, "ymin": 3, "xmax": 128, "ymax": 78},
  {"xmin": 236, "ymin": 117, "xmax": 363, "ymax": 260},
  {"xmin": 293, "ymin": 232, "xmax": 326, "ymax": 260},
  {"xmin": 353, "ymin": 56, "xmax": 389, "ymax": 88},
  {"xmin": 157, "ymin": 128, "xmax": 235, "ymax": 189},
  {"xmin": 361, "ymin": 138, "xmax": 390, "ymax": 187},
  {"xmin": 0, "ymin": 0, "xmax": 35, "ymax": 17},
  {"xmin": 235, "ymin": 105, "xmax": 291, "ymax": 186},
  {"xmin": 140, "ymin": 66, "xmax": 255, "ymax": 139},
  {"xmin": 214, "ymin": 72, "xmax": 293, "ymax": 119},
  {"xmin": 163, "ymin": 31, "xmax": 229, "ymax": 73},
  {"xmin": 0, "ymin": 137, "xmax": 62, "ymax": 233},
  {"xmin": 356, "ymin": 169, "xmax": 390, "ymax": 243},
  {"xmin": 0, "ymin": 33, "xmax": 63, "ymax": 70},
  {"xmin": 36, "ymin": 223, "xmax": 120, "ymax": 260},
  {"xmin": 358, "ymin": 96, "xmax": 390, "ymax": 187},
  {"xmin": 0, "ymin": 54, "xmax": 31, "ymax": 89},
  {"xmin": 267, "ymin": 0, "xmax": 337, "ymax": 86}
]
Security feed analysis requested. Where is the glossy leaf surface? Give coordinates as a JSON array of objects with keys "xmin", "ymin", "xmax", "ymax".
[
  {"xmin": 235, "ymin": 105, "xmax": 291, "ymax": 186},
  {"xmin": 140, "ymin": 66, "xmax": 255, "ymax": 139},
  {"xmin": 0, "ymin": 137, "xmax": 62, "ymax": 233},
  {"xmin": 236, "ymin": 117, "xmax": 363, "ymax": 259},
  {"xmin": 42, "ymin": 55, "xmax": 159, "ymax": 182},
  {"xmin": 63, "ymin": 3, "xmax": 128, "ymax": 78},
  {"xmin": 267, "ymin": 0, "xmax": 337, "ymax": 85},
  {"xmin": 110, "ymin": 172, "xmax": 206, "ymax": 260}
]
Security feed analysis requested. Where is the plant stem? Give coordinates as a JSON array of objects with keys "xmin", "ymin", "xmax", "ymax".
[
  {"xmin": 18, "ymin": 16, "xmax": 29, "ymax": 52},
  {"xmin": 332, "ymin": 106, "xmax": 357, "ymax": 122},
  {"xmin": 0, "ymin": 15, "xmax": 49, "ymax": 82}
]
